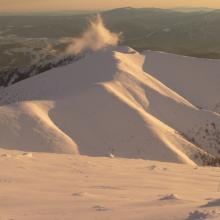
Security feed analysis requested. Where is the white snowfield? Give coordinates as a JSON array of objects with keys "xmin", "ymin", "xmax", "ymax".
[
  {"xmin": 0, "ymin": 46, "xmax": 220, "ymax": 219},
  {"xmin": 0, "ymin": 46, "xmax": 220, "ymax": 165},
  {"xmin": 0, "ymin": 150, "xmax": 220, "ymax": 220},
  {"xmin": 144, "ymin": 51, "xmax": 220, "ymax": 112}
]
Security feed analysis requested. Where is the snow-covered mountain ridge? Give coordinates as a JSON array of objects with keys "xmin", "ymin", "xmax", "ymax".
[{"xmin": 0, "ymin": 46, "xmax": 219, "ymax": 166}]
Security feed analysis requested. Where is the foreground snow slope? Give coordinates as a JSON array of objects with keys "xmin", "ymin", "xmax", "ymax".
[
  {"xmin": 0, "ymin": 47, "xmax": 219, "ymax": 165},
  {"xmin": 0, "ymin": 149, "xmax": 220, "ymax": 220}
]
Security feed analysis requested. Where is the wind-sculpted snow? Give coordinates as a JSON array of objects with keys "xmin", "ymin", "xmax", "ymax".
[{"xmin": 0, "ymin": 46, "xmax": 219, "ymax": 165}]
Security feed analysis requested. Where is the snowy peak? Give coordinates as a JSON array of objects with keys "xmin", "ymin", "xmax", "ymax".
[{"xmin": 0, "ymin": 46, "xmax": 220, "ymax": 166}]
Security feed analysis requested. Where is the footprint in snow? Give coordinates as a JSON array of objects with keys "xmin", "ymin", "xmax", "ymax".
[
  {"xmin": 72, "ymin": 191, "xmax": 98, "ymax": 198},
  {"xmin": 148, "ymin": 165, "xmax": 156, "ymax": 170},
  {"xmin": 71, "ymin": 192, "xmax": 93, "ymax": 197},
  {"xmin": 1, "ymin": 154, "xmax": 11, "ymax": 158},
  {"xmin": 14, "ymin": 152, "xmax": 33, "ymax": 159},
  {"xmin": 72, "ymin": 192, "xmax": 86, "ymax": 197},
  {"xmin": 93, "ymin": 205, "xmax": 110, "ymax": 212}
]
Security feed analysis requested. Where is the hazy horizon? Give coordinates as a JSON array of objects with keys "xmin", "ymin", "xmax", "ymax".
[{"xmin": 1, "ymin": 0, "xmax": 220, "ymax": 13}]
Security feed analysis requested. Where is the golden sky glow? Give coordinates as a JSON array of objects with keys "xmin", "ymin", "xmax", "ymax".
[{"xmin": 1, "ymin": 0, "xmax": 220, "ymax": 12}]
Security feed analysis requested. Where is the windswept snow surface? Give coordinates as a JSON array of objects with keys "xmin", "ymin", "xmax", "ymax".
[
  {"xmin": 0, "ymin": 46, "xmax": 220, "ymax": 165},
  {"xmin": 0, "ymin": 150, "xmax": 220, "ymax": 220}
]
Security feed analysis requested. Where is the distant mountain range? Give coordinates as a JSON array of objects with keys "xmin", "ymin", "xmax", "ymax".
[
  {"xmin": 0, "ymin": 7, "xmax": 216, "ymax": 15},
  {"xmin": 0, "ymin": 10, "xmax": 100, "ymax": 16},
  {"xmin": 101, "ymin": 7, "xmax": 220, "ymax": 56},
  {"xmin": 171, "ymin": 7, "xmax": 214, "ymax": 12},
  {"xmin": 1, "ymin": 7, "xmax": 220, "ymax": 84}
]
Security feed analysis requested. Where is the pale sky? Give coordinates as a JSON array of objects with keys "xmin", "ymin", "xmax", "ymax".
[{"xmin": 1, "ymin": 0, "xmax": 220, "ymax": 12}]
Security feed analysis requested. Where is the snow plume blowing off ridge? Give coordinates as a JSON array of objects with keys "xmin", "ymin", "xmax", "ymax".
[{"xmin": 66, "ymin": 14, "xmax": 120, "ymax": 55}]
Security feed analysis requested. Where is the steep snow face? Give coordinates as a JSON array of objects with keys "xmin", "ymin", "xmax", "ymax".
[
  {"xmin": 143, "ymin": 51, "xmax": 220, "ymax": 112},
  {"xmin": 0, "ymin": 46, "xmax": 219, "ymax": 165},
  {"xmin": 143, "ymin": 51, "xmax": 220, "ymax": 157}
]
